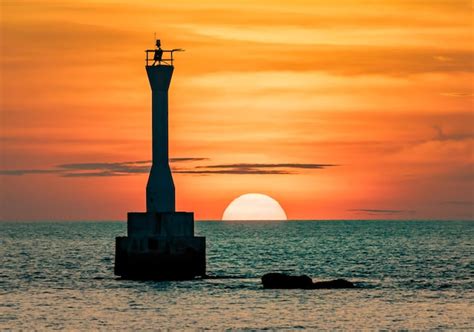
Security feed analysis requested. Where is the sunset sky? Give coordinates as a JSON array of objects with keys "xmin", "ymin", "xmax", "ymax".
[{"xmin": 1, "ymin": 0, "xmax": 472, "ymax": 221}]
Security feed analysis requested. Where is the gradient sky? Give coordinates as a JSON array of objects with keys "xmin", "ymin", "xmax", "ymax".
[{"xmin": 1, "ymin": 0, "xmax": 473, "ymax": 221}]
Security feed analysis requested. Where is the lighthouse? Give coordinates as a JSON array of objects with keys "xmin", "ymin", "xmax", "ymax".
[
  {"xmin": 146, "ymin": 42, "xmax": 175, "ymax": 213},
  {"xmin": 115, "ymin": 40, "xmax": 206, "ymax": 280}
]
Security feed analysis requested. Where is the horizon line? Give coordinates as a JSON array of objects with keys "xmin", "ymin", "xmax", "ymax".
[{"xmin": 0, "ymin": 219, "xmax": 472, "ymax": 223}]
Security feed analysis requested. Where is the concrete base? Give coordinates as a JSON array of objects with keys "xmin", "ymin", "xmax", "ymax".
[{"xmin": 115, "ymin": 212, "xmax": 206, "ymax": 280}]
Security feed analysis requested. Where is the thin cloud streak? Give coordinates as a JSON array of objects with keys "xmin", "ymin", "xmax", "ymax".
[
  {"xmin": 0, "ymin": 158, "xmax": 204, "ymax": 177},
  {"xmin": 174, "ymin": 169, "xmax": 291, "ymax": 175},
  {"xmin": 0, "ymin": 169, "xmax": 60, "ymax": 176},
  {"xmin": 170, "ymin": 158, "xmax": 209, "ymax": 162},
  {"xmin": 180, "ymin": 163, "xmax": 338, "ymax": 175},
  {"xmin": 431, "ymin": 125, "xmax": 474, "ymax": 142},
  {"xmin": 348, "ymin": 209, "xmax": 416, "ymax": 215},
  {"xmin": 0, "ymin": 160, "xmax": 336, "ymax": 177},
  {"xmin": 199, "ymin": 163, "xmax": 338, "ymax": 169},
  {"xmin": 441, "ymin": 201, "xmax": 473, "ymax": 206},
  {"xmin": 58, "ymin": 160, "xmax": 151, "ymax": 175}
]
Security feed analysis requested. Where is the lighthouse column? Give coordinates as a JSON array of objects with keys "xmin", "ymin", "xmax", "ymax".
[{"xmin": 146, "ymin": 65, "xmax": 175, "ymax": 213}]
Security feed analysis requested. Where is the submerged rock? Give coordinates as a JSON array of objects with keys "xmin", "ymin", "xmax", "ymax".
[
  {"xmin": 312, "ymin": 278, "xmax": 355, "ymax": 289},
  {"xmin": 261, "ymin": 273, "xmax": 355, "ymax": 289},
  {"xmin": 262, "ymin": 273, "xmax": 313, "ymax": 289}
]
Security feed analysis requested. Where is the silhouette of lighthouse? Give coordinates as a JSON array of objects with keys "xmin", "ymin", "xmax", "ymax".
[
  {"xmin": 115, "ymin": 40, "xmax": 206, "ymax": 280},
  {"xmin": 146, "ymin": 39, "xmax": 176, "ymax": 213}
]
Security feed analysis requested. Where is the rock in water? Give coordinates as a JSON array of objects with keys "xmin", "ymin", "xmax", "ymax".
[
  {"xmin": 262, "ymin": 273, "xmax": 313, "ymax": 289},
  {"xmin": 312, "ymin": 278, "xmax": 355, "ymax": 289},
  {"xmin": 261, "ymin": 273, "xmax": 355, "ymax": 289}
]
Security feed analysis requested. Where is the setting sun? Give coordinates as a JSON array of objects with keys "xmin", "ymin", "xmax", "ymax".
[{"xmin": 222, "ymin": 193, "xmax": 287, "ymax": 221}]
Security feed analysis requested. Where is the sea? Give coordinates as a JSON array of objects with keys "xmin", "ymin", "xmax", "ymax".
[{"xmin": 1, "ymin": 220, "xmax": 473, "ymax": 330}]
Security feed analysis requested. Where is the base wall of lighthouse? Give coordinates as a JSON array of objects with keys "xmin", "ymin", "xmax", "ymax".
[{"xmin": 115, "ymin": 212, "xmax": 206, "ymax": 280}]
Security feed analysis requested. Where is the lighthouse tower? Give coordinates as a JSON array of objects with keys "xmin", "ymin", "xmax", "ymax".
[
  {"xmin": 146, "ymin": 64, "xmax": 175, "ymax": 213},
  {"xmin": 115, "ymin": 40, "xmax": 206, "ymax": 280}
]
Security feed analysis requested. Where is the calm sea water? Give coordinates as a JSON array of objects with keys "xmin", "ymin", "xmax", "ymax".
[{"xmin": 1, "ymin": 221, "xmax": 473, "ymax": 330}]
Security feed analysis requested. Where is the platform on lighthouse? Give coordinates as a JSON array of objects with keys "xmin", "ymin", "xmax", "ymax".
[{"xmin": 115, "ymin": 212, "xmax": 206, "ymax": 280}]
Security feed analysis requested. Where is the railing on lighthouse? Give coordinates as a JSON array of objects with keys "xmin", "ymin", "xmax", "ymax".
[{"xmin": 145, "ymin": 48, "xmax": 184, "ymax": 66}]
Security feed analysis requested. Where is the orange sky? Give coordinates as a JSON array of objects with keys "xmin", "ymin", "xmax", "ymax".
[{"xmin": 1, "ymin": 0, "xmax": 473, "ymax": 221}]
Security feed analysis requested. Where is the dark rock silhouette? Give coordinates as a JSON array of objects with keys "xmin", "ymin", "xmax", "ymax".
[
  {"xmin": 312, "ymin": 278, "xmax": 355, "ymax": 289},
  {"xmin": 262, "ymin": 273, "xmax": 314, "ymax": 289},
  {"xmin": 261, "ymin": 273, "xmax": 355, "ymax": 289}
]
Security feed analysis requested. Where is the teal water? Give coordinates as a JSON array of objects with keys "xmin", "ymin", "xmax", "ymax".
[{"xmin": 1, "ymin": 221, "xmax": 473, "ymax": 329}]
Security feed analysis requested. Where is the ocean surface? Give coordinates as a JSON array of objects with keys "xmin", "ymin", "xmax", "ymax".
[{"xmin": 1, "ymin": 220, "xmax": 473, "ymax": 330}]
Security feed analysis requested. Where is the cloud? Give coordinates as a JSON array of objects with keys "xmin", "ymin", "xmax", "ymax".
[
  {"xmin": 180, "ymin": 163, "xmax": 338, "ymax": 175},
  {"xmin": 174, "ymin": 169, "xmax": 290, "ymax": 175},
  {"xmin": 61, "ymin": 171, "xmax": 129, "ymax": 177},
  {"xmin": 0, "ymin": 160, "xmax": 335, "ymax": 177},
  {"xmin": 441, "ymin": 200, "xmax": 473, "ymax": 206},
  {"xmin": 431, "ymin": 125, "xmax": 474, "ymax": 142},
  {"xmin": 440, "ymin": 92, "xmax": 474, "ymax": 97},
  {"xmin": 200, "ymin": 163, "xmax": 337, "ymax": 169},
  {"xmin": 433, "ymin": 55, "xmax": 453, "ymax": 62},
  {"xmin": 57, "ymin": 160, "xmax": 151, "ymax": 175},
  {"xmin": 0, "ymin": 161, "xmax": 150, "ymax": 177},
  {"xmin": 170, "ymin": 158, "xmax": 209, "ymax": 163},
  {"xmin": 0, "ymin": 158, "xmax": 204, "ymax": 177},
  {"xmin": 177, "ymin": 23, "xmax": 469, "ymax": 48},
  {"xmin": 0, "ymin": 169, "xmax": 60, "ymax": 176},
  {"xmin": 348, "ymin": 209, "xmax": 416, "ymax": 215}
]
